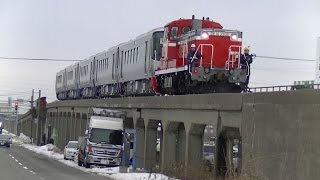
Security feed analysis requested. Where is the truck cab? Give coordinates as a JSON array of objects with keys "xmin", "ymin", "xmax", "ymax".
[{"xmin": 77, "ymin": 108, "xmax": 126, "ymax": 168}]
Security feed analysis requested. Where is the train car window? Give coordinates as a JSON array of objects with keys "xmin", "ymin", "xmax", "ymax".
[
  {"xmin": 144, "ymin": 41, "xmax": 148, "ymax": 74},
  {"xmin": 130, "ymin": 49, "xmax": 133, "ymax": 64},
  {"xmin": 67, "ymin": 71, "xmax": 73, "ymax": 80},
  {"xmin": 132, "ymin": 49, "xmax": 134, "ymax": 64},
  {"xmin": 163, "ymin": 27, "xmax": 169, "ymax": 41},
  {"xmin": 136, "ymin": 47, "xmax": 139, "ymax": 62},
  {"xmin": 57, "ymin": 75, "xmax": 62, "ymax": 83},
  {"xmin": 121, "ymin": 51, "xmax": 123, "ymax": 78},
  {"xmin": 126, "ymin": 51, "xmax": 129, "ymax": 64},
  {"xmin": 182, "ymin": 26, "xmax": 191, "ymax": 34},
  {"xmin": 170, "ymin": 27, "xmax": 178, "ymax": 40},
  {"xmin": 107, "ymin": 58, "xmax": 109, "ymax": 69},
  {"xmin": 112, "ymin": 54, "xmax": 115, "ymax": 79},
  {"xmin": 152, "ymin": 31, "xmax": 164, "ymax": 60}
]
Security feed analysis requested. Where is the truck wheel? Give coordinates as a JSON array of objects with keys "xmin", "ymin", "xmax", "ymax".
[
  {"xmin": 6, "ymin": 144, "xmax": 10, "ymax": 148},
  {"xmin": 85, "ymin": 162, "xmax": 91, "ymax": 168},
  {"xmin": 84, "ymin": 157, "xmax": 91, "ymax": 168},
  {"xmin": 78, "ymin": 160, "xmax": 83, "ymax": 167}
]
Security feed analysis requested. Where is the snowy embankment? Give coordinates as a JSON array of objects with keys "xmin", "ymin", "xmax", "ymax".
[{"xmin": 13, "ymin": 133, "xmax": 176, "ymax": 180}]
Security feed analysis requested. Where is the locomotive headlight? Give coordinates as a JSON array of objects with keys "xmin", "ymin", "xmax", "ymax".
[
  {"xmin": 201, "ymin": 32, "xmax": 209, "ymax": 39},
  {"xmin": 231, "ymin": 34, "xmax": 238, "ymax": 41}
]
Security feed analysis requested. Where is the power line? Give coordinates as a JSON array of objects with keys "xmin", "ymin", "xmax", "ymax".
[
  {"xmin": 0, "ymin": 56, "xmax": 81, "ymax": 62},
  {"xmin": 256, "ymin": 55, "xmax": 315, "ymax": 62},
  {"xmin": 0, "ymin": 55, "xmax": 316, "ymax": 62}
]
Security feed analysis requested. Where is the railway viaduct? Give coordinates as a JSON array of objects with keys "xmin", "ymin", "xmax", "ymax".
[{"xmin": 15, "ymin": 89, "xmax": 320, "ymax": 180}]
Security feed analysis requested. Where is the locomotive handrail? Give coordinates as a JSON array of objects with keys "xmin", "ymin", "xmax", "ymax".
[
  {"xmin": 188, "ymin": 44, "xmax": 214, "ymax": 73},
  {"xmin": 225, "ymin": 45, "xmax": 241, "ymax": 70},
  {"xmin": 247, "ymin": 84, "xmax": 320, "ymax": 93},
  {"xmin": 190, "ymin": 44, "xmax": 214, "ymax": 67}
]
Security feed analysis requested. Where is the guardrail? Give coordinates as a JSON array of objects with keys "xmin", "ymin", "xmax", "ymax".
[{"xmin": 247, "ymin": 84, "xmax": 320, "ymax": 93}]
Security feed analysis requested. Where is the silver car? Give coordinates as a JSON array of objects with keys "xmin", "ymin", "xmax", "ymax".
[
  {"xmin": 64, "ymin": 141, "xmax": 78, "ymax": 160},
  {"xmin": 203, "ymin": 143, "xmax": 215, "ymax": 164}
]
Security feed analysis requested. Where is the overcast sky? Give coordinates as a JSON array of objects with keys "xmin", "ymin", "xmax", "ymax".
[{"xmin": 0, "ymin": 0, "xmax": 319, "ymax": 103}]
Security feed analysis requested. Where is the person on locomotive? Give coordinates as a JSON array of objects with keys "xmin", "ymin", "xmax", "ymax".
[
  {"xmin": 240, "ymin": 47, "xmax": 256, "ymax": 90},
  {"xmin": 187, "ymin": 44, "xmax": 202, "ymax": 71}
]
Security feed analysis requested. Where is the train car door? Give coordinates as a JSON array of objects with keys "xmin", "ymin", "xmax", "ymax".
[
  {"xmin": 144, "ymin": 41, "xmax": 148, "ymax": 75},
  {"xmin": 115, "ymin": 47, "xmax": 120, "ymax": 82},
  {"xmin": 120, "ymin": 50, "xmax": 124, "ymax": 79},
  {"xmin": 112, "ymin": 53, "xmax": 115, "ymax": 81}
]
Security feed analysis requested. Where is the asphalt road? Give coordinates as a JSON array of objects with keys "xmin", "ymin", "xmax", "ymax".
[{"xmin": 0, "ymin": 144, "xmax": 112, "ymax": 180}]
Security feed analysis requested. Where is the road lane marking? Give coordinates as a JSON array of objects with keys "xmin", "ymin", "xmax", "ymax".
[
  {"xmin": 11, "ymin": 156, "xmax": 15, "ymax": 159},
  {"xmin": 23, "ymin": 166, "xmax": 28, "ymax": 170},
  {"xmin": 19, "ymin": 163, "xmax": 22, "ymax": 166},
  {"xmin": 9, "ymin": 154, "xmax": 12, "ymax": 156},
  {"xmin": 30, "ymin": 170, "xmax": 36, "ymax": 175},
  {"xmin": 15, "ymin": 159, "xmax": 19, "ymax": 162}
]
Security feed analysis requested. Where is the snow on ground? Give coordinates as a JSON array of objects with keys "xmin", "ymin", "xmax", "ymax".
[{"xmin": 14, "ymin": 134, "xmax": 177, "ymax": 180}]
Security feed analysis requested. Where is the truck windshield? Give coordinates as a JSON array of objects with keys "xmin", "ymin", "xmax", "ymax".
[
  {"xmin": 0, "ymin": 135, "xmax": 11, "ymax": 139},
  {"xmin": 67, "ymin": 142, "xmax": 78, "ymax": 148},
  {"xmin": 89, "ymin": 128, "xmax": 123, "ymax": 145}
]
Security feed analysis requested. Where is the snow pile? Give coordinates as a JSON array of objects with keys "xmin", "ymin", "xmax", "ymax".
[
  {"xmin": 20, "ymin": 143, "xmax": 177, "ymax": 180},
  {"xmin": 110, "ymin": 173, "xmax": 175, "ymax": 180},
  {"xmin": 13, "ymin": 133, "xmax": 32, "ymax": 144},
  {"xmin": 22, "ymin": 144, "xmax": 63, "ymax": 160}
]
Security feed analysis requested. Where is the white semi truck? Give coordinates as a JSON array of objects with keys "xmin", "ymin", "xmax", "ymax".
[{"xmin": 77, "ymin": 107, "xmax": 126, "ymax": 168}]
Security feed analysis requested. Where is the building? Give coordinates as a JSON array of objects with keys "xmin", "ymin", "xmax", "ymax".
[{"xmin": 315, "ymin": 37, "xmax": 320, "ymax": 84}]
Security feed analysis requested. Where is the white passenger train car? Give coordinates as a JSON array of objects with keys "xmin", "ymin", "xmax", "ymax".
[{"xmin": 56, "ymin": 27, "xmax": 164, "ymax": 100}]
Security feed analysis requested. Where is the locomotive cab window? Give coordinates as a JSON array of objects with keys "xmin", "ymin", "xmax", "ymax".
[
  {"xmin": 182, "ymin": 26, "xmax": 191, "ymax": 34},
  {"xmin": 170, "ymin": 27, "xmax": 178, "ymax": 40}
]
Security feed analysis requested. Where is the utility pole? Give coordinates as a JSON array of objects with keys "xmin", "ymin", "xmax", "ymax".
[
  {"xmin": 36, "ymin": 90, "xmax": 41, "ymax": 145},
  {"xmin": 30, "ymin": 89, "xmax": 34, "ymax": 144}
]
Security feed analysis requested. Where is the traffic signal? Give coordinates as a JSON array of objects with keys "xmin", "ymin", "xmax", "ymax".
[{"xmin": 15, "ymin": 102, "xmax": 18, "ymax": 111}]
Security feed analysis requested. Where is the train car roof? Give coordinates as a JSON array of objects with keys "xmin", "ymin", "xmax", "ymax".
[
  {"xmin": 107, "ymin": 27, "xmax": 163, "ymax": 51},
  {"xmin": 164, "ymin": 18, "xmax": 223, "ymax": 29},
  {"xmin": 74, "ymin": 27, "xmax": 164, "ymax": 62}
]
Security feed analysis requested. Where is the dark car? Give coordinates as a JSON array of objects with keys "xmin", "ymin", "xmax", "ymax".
[{"xmin": 0, "ymin": 134, "xmax": 12, "ymax": 148}]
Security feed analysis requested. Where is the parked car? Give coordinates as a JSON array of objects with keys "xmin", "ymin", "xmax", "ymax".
[
  {"xmin": 0, "ymin": 134, "xmax": 12, "ymax": 148},
  {"xmin": 64, "ymin": 141, "xmax": 78, "ymax": 160},
  {"xmin": 203, "ymin": 143, "xmax": 215, "ymax": 170}
]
